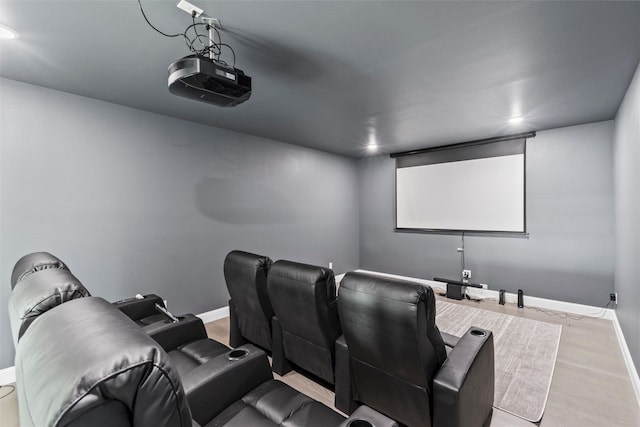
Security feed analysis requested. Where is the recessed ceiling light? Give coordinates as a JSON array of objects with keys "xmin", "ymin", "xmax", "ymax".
[
  {"xmin": 366, "ymin": 143, "xmax": 378, "ymax": 153},
  {"xmin": 0, "ymin": 24, "xmax": 19, "ymax": 39},
  {"xmin": 509, "ymin": 116, "xmax": 523, "ymax": 125}
]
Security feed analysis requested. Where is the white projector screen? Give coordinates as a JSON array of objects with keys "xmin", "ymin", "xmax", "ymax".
[{"xmin": 394, "ymin": 137, "xmax": 527, "ymax": 233}]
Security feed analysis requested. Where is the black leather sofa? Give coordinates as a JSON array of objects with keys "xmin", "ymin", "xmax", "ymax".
[
  {"xmin": 15, "ymin": 297, "xmax": 193, "ymax": 427},
  {"xmin": 12, "ymin": 292, "xmax": 398, "ymax": 426},
  {"xmin": 9, "ymin": 251, "xmax": 399, "ymax": 426},
  {"xmin": 8, "ymin": 253, "xmax": 178, "ymax": 336},
  {"xmin": 9, "ymin": 252, "xmax": 231, "ymax": 380},
  {"xmin": 338, "ymin": 271, "xmax": 495, "ymax": 427}
]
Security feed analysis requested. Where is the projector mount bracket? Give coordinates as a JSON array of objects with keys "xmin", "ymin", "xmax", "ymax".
[{"xmin": 177, "ymin": 0, "xmax": 221, "ymax": 60}]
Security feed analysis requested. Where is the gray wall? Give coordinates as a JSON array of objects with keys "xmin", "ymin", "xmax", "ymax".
[
  {"xmin": 613, "ymin": 61, "xmax": 640, "ymax": 373},
  {"xmin": 0, "ymin": 78, "xmax": 359, "ymax": 369},
  {"xmin": 359, "ymin": 121, "xmax": 614, "ymax": 307}
]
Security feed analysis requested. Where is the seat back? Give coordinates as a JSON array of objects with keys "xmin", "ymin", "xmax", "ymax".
[
  {"xmin": 15, "ymin": 297, "xmax": 192, "ymax": 427},
  {"xmin": 224, "ymin": 250, "xmax": 274, "ymax": 350},
  {"xmin": 267, "ymin": 260, "xmax": 341, "ymax": 384},
  {"xmin": 8, "ymin": 266, "xmax": 90, "ymax": 348},
  {"xmin": 338, "ymin": 272, "xmax": 447, "ymax": 427},
  {"xmin": 10, "ymin": 251, "xmax": 68, "ymax": 289}
]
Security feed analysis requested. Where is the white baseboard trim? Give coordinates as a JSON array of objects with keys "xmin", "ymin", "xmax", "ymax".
[
  {"xmin": 464, "ymin": 287, "xmax": 616, "ymax": 320},
  {"xmin": 197, "ymin": 306, "xmax": 230, "ymax": 324},
  {"xmin": 356, "ymin": 269, "xmax": 615, "ymax": 320},
  {"xmin": 0, "ymin": 366, "xmax": 16, "ymax": 385},
  {"xmin": 611, "ymin": 312, "xmax": 640, "ymax": 407}
]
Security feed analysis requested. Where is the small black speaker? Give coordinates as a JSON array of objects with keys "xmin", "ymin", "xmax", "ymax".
[
  {"xmin": 499, "ymin": 289, "xmax": 505, "ymax": 305},
  {"xmin": 517, "ymin": 289, "xmax": 524, "ymax": 308}
]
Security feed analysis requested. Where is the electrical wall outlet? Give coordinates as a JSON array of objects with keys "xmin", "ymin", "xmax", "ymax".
[
  {"xmin": 610, "ymin": 293, "xmax": 617, "ymax": 304},
  {"xmin": 481, "ymin": 283, "xmax": 488, "ymax": 290},
  {"xmin": 329, "ymin": 262, "xmax": 333, "ymax": 270},
  {"xmin": 177, "ymin": 0, "xmax": 204, "ymax": 17},
  {"xmin": 462, "ymin": 269, "xmax": 471, "ymax": 279}
]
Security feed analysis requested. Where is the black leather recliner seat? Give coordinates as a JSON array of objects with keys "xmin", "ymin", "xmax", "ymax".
[
  {"xmin": 338, "ymin": 271, "xmax": 495, "ymax": 427},
  {"xmin": 15, "ymin": 297, "xmax": 195, "ymax": 427},
  {"xmin": 223, "ymin": 250, "xmax": 274, "ymax": 350},
  {"xmin": 9, "ymin": 252, "xmax": 181, "ymax": 329},
  {"xmin": 8, "ymin": 252, "xmax": 230, "ymax": 378},
  {"xmin": 14, "ymin": 295, "xmax": 399, "ymax": 427},
  {"xmin": 267, "ymin": 259, "xmax": 342, "ymax": 384}
]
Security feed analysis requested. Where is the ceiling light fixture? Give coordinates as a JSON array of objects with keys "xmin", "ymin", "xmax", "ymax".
[
  {"xmin": 509, "ymin": 116, "xmax": 524, "ymax": 125},
  {"xmin": 0, "ymin": 24, "xmax": 19, "ymax": 39},
  {"xmin": 367, "ymin": 142, "xmax": 379, "ymax": 153}
]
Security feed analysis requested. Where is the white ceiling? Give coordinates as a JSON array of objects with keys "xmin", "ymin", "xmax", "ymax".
[{"xmin": 1, "ymin": 1, "xmax": 639, "ymax": 157}]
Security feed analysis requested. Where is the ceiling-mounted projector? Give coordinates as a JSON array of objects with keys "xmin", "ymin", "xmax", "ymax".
[{"xmin": 168, "ymin": 55, "xmax": 252, "ymax": 107}]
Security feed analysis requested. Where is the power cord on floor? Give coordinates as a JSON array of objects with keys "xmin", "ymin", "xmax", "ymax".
[
  {"xmin": 0, "ymin": 384, "xmax": 15, "ymax": 400},
  {"xmin": 463, "ymin": 288, "xmax": 483, "ymax": 302},
  {"xmin": 524, "ymin": 300, "xmax": 613, "ymax": 321}
]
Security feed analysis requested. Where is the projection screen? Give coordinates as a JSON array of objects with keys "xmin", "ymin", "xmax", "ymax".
[{"xmin": 393, "ymin": 136, "xmax": 529, "ymax": 233}]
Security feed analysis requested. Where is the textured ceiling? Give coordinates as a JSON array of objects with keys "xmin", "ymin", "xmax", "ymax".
[{"xmin": 1, "ymin": 1, "xmax": 639, "ymax": 157}]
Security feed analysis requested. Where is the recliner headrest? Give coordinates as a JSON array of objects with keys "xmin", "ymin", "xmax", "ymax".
[
  {"xmin": 224, "ymin": 250, "xmax": 272, "ymax": 273},
  {"xmin": 340, "ymin": 271, "xmax": 430, "ymax": 305},
  {"xmin": 8, "ymin": 268, "xmax": 90, "ymax": 347},
  {"xmin": 10, "ymin": 252, "xmax": 68, "ymax": 290},
  {"xmin": 15, "ymin": 297, "xmax": 192, "ymax": 427},
  {"xmin": 268, "ymin": 260, "xmax": 335, "ymax": 295}
]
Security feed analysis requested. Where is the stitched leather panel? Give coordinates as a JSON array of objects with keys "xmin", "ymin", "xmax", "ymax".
[
  {"xmin": 16, "ymin": 297, "xmax": 191, "ymax": 427},
  {"xmin": 179, "ymin": 339, "xmax": 229, "ymax": 364},
  {"xmin": 208, "ymin": 380, "xmax": 344, "ymax": 427}
]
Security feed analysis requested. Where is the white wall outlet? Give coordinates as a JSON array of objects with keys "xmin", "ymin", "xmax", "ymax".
[
  {"xmin": 462, "ymin": 269, "xmax": 471, "ymax": 279},
  {"xmin": 177, "ymin": 0, "xmax": 204, "ymax": 17},
  {"xmin": 329, "ymin": 262, "xmax": 333, "ymax": 270},
  {"xmin": 481, "ymin": 283, "xmax": 488, "ymax": 290}
]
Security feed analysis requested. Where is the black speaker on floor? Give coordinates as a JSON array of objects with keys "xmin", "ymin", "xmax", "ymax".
[{"xmin": 517, "ymin": 289, "xmax": 524, "ymax": 308}]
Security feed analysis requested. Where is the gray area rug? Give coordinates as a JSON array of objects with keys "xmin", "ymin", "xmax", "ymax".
[{"xmin": 435, "ymin": 301, "xmax": 562, "ymax": 422}]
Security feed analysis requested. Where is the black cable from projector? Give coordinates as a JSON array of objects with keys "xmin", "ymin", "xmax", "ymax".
[
  {"xmin": 137, "ymin": 0, "xmax": 237, "ymax": 66},
  {"xmin": 137, "ymin": 0, "xmax": 187, "ymax": 39}
]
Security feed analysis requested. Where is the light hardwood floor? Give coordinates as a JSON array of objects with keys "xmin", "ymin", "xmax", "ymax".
[{"xmin": 206, "ymin": 295, "xmax": 640, "ymax": 427}]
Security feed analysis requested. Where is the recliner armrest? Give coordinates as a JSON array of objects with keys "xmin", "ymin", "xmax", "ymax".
[
  {"xmin": 180, "ymin": 344, "xmax": 273, "ymax": 425},
  {"xmin": 142, "ymin": 314, "xmax": 209, "ymax": 351},
  {"xmin": 335, "ymin": 334, "xmax": 357, "ymax": 414},
  {"xmin": 441, "ymin": 331, "xmax": 460, "ymax": 349},
  {"xmin": 433, "ymin": 327, "xmax": 494, "ymax": 427},
  {"xmin": 113, "ymin": 294, "xmax": 164, "ymax": 321}
]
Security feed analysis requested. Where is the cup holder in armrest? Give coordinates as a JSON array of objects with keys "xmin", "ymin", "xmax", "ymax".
[
  {"xmin": 227, "ymin": 349, "xmax": 249, "ymax": 361},
  {"xmin": 470, "ymin": 329, "xmax": 486, "ymax": 337},
  {"xmin": 341, "ymin": 405, "xmax": 398, "ymax": 427}
]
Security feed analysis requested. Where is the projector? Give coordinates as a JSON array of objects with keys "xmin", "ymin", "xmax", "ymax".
[{"xmin": 168, "ymin": 55, "xmax": 252, "ymax": 107}]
